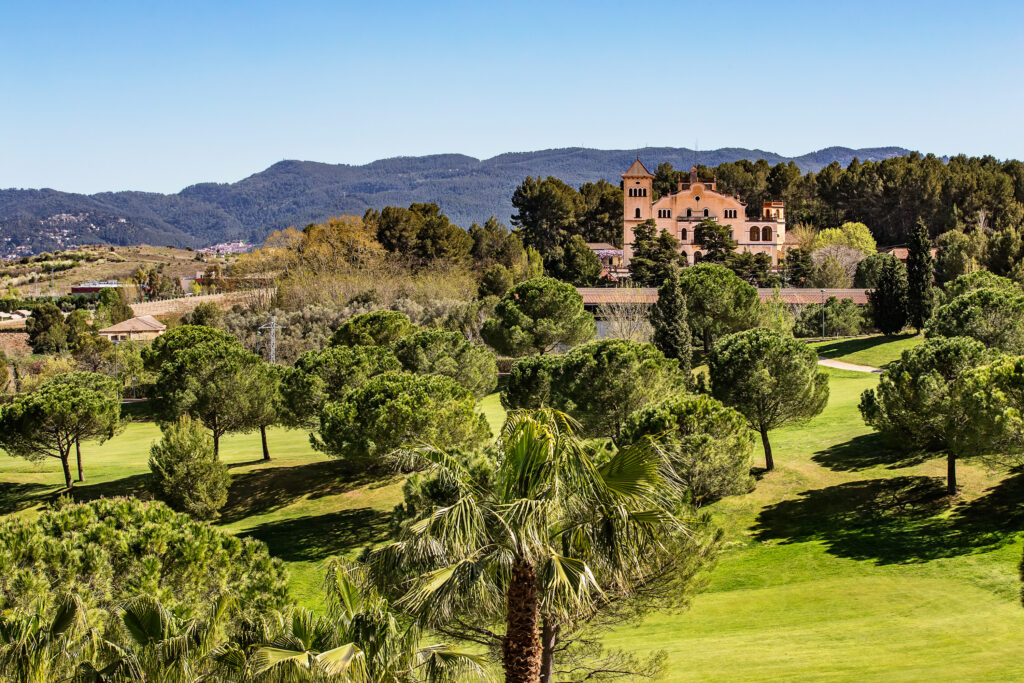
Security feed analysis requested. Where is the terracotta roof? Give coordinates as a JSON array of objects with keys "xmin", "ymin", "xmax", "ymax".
[
  {"xmin": 99, "ymin": 314, "xmax": 167, "ymax": 334},
  {"xmin": 621, "ymin": 158, "xmax": 654, "ymax": 178},
  {"xmin": 585, "ymin": 242, "xmax": 620, "ymax": 251},
  {"xmin": 577, "ymin": 287, "xmax": 869, "ymax": 306}
]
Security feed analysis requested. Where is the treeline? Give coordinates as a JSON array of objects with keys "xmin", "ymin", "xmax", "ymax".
[{"xmin": 660, "ymin": 153, "xmax": 1024, "ymax": 247}]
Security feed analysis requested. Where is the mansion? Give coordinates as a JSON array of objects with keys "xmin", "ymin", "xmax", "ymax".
[{"xmin": 622, "ymin": 159, "xmax": 788, "ymax": 267}]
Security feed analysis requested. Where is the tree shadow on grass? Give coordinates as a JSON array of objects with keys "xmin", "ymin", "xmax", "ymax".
[
  {"xmin": 752, "ymin": 470, "xmax": 1024, "ymax": 564},
  {"xmin": 219, "ymin": 459, "xmax": 385, "ymax": 524},
  {"xmin": 814, "ymin": 334, "xmax": 916, "ymax": 365},
  {"xmin": 0, "ymin": 481, "xmax": 56, "ymax": 514},
  {"xmin": 811, "ymin": 433, "xmax": 931, "ymax": 472},
  {"xmin": 239, "ymin": 508, "xmax": 391, "ymax": 562},
  {"xmin": 70, "ymin": 474, "xmax": 153, "ymax": 503}
]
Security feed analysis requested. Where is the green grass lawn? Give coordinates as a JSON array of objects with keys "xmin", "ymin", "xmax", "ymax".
[
  {"xmin": 602, "ymin": 349, "xmax": 1024, "ymax": 680},
  {"xmin": 2, "ymin": 337, "xmax": 1022, "ymax": 679},
  {"xmin": 810, "ymin": 333, "xmax": 924, "ymax": 368}
]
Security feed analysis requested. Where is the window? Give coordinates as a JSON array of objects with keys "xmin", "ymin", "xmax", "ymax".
[
  {"xmin": 749, "ymin": 226, "xmax": 759, "ymax": 241},
  {"xmin": 694, "ymin": 195, "xmax": 701, "ymax": 202},
  {"xmin": 681, "ymin": 251, "xmax": 689, "ymax": 265},
  {"xmin": 686, "ymin": 208, "xmax": 692, "ymax": 218},
  {"xmin": 634, "ymin": 208, "xmax": 641, "ymax": 219},
  {"xmin": 693, "ymin": 251, "xmax": 703, "ymax": 262},
  {"xmin": 703, "ymin": 208, "xmax": 709, "ymax": 217},
  {"xmin": 642, "ymin": 188, "xmax": 648, "ymax": 197},
  {"xmin": 724, "ymin": 209, "xmax": 737, "ymax": 219},
  {"xmin": 679, "ymin": 228, "xmax": 688, "ymax": 241},
  {"xmin": 657, "ymin": 209, "xmax": 672, "ymax": 218},
  {"xmin": 762, "ymin": 226, "xmax": 772, "ymax": 241}
]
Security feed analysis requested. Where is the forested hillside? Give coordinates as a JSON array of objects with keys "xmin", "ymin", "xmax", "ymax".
[{"xmin": 1, "ymin": 146, "xmax": 909, "ymax": 255}]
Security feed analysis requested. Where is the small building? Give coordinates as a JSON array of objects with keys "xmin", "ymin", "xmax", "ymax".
[
  {"xmin": 880, "ymin": 246, "xmax": 939, "ymax": 264},
  {"xmin": 71, "ymin": 280, "xmax": 122, "ymax": 295},
  {"xmin": 585, "ymin": 242, "xmax": 625, "ymax": 278},
  {"xmin": 98, "ymin": 315, "xmax": 166, "ymax": 342}
]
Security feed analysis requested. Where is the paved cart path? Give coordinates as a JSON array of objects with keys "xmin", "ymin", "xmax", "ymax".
[{"xmin": 817, "ymin": 357, "xmax": 882, "ymax": 373}]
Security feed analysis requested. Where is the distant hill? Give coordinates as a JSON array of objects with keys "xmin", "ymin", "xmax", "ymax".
[{"xmin": 0, "ymin": 146, "xmax": 913, "ymax": 256}]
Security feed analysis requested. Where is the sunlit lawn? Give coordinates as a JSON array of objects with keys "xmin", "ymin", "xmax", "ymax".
[
  {"xmin": 603, "ymin": 358, "xmax": 1024, "ymax": 681},
  {"xmin": 810, "ymin": 333, "xmax": 924, "ymax": 368}
]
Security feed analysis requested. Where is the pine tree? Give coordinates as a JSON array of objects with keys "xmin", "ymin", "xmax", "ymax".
[
  {"xmin": 649, "ymin": 267, "xmax": 691, "ymax": 381},
  {"xmin": 869, "ymin": 255, "xmax": 909, "ymax": 335},
  {"xmin": 906, "ymin": 218, "xmax": 934, "ymax": 332},
  {"xmin": 629, "ymin": 220, "xmax": 683, "ymax": 286}
]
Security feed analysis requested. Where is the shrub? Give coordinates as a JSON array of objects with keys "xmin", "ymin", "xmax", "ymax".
[
  {"xmin": 149, "ymin": 415, "xmax": 230, "ymax": 520},
  {"xmin": 330, "ymin": 310, "xmax": 415, "ymax": 347}
]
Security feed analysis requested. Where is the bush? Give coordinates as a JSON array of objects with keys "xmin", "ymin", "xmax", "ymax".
[
  {"xmin": 330, "ymin": 310, "xmax": 415, "ymax": 347},
  {"xmin": 0, "ymin": 497, "xmax": 288, "ymax": 618},
  {"xmin": 793, "ymin": 297, "xmax": 866, "ymax": 338},
  {"xmin": 149, "ymin": 415, "xmax": 230, "ymax": 520},
  {"xmin": 621, "ymin": 394, "xmax": 754, "ymax": 508}
]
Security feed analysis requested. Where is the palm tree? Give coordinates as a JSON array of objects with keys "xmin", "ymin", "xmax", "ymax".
[
  {"xmin": 369, "ymin": 408, "xmax": 688, "ymax": 683},
  {"xmin": 248, "ymin": 559, "xmax": 487, "ymax": 682},
  {"xmin": 0, "ymin": 595, "xmax": 91, "ymax": 683},
  {"xmin": 85, "ymin": 594, "xmax": 233, "ymax": 682}
]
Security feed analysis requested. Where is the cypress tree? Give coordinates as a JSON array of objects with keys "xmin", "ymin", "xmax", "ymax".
[
  {"xmin": 649, "ymin": 267, "xmax": 692, "ymax": 381},
  {"xmin": 906, "ymin": 218, "xmax": 934, "ymax": 332},
  {"xmin": 869, "ymin": 255, "xmax": 909, "ymax": 335}
]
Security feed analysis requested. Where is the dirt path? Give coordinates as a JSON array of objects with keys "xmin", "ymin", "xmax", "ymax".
[{"xmin": 817, "ymin": 357, "xmax": 881, "ymax": 373}]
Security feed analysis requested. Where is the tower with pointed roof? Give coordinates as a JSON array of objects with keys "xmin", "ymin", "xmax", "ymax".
[{"xmin": 622, "ymin": 158, "xmax": 655, "ymax": 263}]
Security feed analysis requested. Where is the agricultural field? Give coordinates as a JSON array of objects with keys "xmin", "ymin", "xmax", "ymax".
[
  {"xmin": 0, "ymin": 335, "xmax": 1021, "ymax": 680},
  {"xmin": 0, "ymin": 245, "xmax": 224, "ymax": 296}
]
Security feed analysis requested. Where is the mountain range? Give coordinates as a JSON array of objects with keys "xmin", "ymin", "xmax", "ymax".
[{"xmin": 0, "ymin": 145, "xmax": 913, "ymax": 257}]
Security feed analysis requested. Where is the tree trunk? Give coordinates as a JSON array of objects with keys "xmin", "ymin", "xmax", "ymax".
[
  {"xmin": 538, "ymin": 617, "xmax": 559, "ymax": 683},
  {"xmin": 760, "ymin": 428, "xmax": 774, "ymax": 471},
  {"xmin": 947, "ymin": 451, "xmax": 957, "ymax": 496},
  {"xmin": 260, "ymin": 424, "xmax": 270, "ymax": 461},
  {"xmin": 212, "ymin": 413, "xmax": 219, "ymax": 459},
  {"xmin": 502, "ymin": 559, "xmax": 542, "ymax": 683},
  {"xmin": 703, "ymin": 329, "xmax": 712, "ymax": 353},
  {"xmin": 60, "ymin": 453, "xmax": 73, "ymax": 489},
  {"xmin": 75, "ymin": 436, "xmax": 84, "ymax": 482}
]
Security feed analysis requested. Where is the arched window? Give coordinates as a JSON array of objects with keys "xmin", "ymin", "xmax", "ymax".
[
  {"xmin": 693, "ymin": 251, "xmax": 702, "ymax": 262},
  {"xmin": 703, "ymin": 208, "xmax": 709, "ymax": 217},
  {"xmin": 686, "ymin": 208, "xmax": 692, "ymax": 218},
  {"xmin": 634, "ymin": 208, "xmax": 641, "ymax": 219},
  {"xmin": 679, "ymin": 228, "xmax": 688, "ymax": 241},
  {"xmin": 681, "ymin": 251, "xmax": 690, "ymax": 265},
  {"xmin": 749, "ymin": 226, "xmax": 759, "ymax": 241},
  {"xmin": 762, "ymin": 226, "xmax": 772, "ymax": 241},
  {"xmin": 642, "ymin": 188, "xmax": 647, "ymax": 197}
]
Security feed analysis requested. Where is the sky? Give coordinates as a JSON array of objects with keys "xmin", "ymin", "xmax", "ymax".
[{"xmin": 1, "ymin": 0, "xmax": 1023, "ymax": 194}]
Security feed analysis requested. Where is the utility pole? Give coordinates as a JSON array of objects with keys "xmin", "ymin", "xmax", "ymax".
[
  {"xmin": 820, "ymin": 289, "xmax": 826, "ymax": 339},
  {"xmin": 259, "ymin": 315, "xmax": 286, "ymax": 364}
]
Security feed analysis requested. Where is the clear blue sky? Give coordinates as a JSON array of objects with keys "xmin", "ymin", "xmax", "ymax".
[{"xmin": 2, "ymin": 0, "xmax": 1022, "ymax": 194}]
